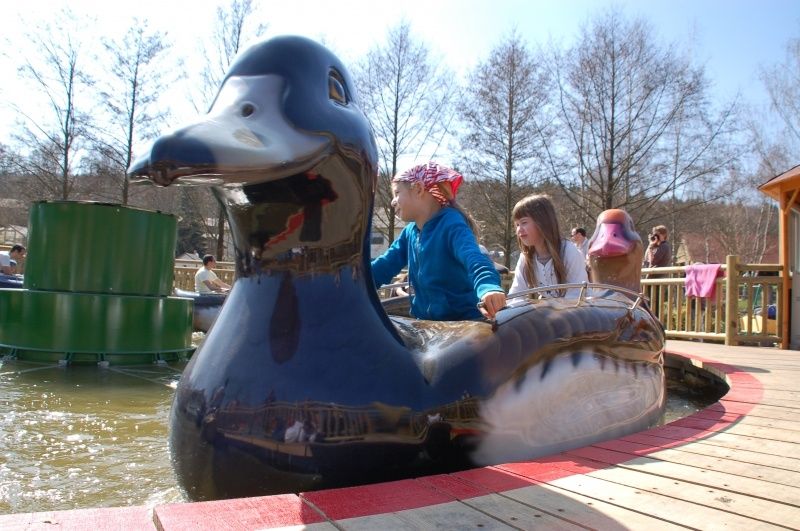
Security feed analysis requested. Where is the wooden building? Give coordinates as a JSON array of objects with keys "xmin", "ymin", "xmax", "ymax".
[{"xmin": 758, "ymin": 164, "xmax": 800, "ymax": 349}]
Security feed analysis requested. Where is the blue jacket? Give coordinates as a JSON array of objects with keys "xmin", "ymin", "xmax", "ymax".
[{"xmin": 371, "ymin": 207, "xmax": 502, "ymax": 320}]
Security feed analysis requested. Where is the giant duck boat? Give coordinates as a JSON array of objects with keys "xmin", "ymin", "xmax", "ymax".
[{"xmin": 129, "ymin": 36, "xmax": 665, "ymax": 501}]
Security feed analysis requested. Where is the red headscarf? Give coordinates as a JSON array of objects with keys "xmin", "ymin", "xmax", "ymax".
[{"xmin": 393, "ymin": 161, "xmax": 463, "ymax": 206}]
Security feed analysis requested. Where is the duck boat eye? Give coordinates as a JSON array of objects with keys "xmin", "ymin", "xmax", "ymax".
[
  {"xmin": 328, "ymin": 70, "xmax": 347, "ymax": 105},
  {"xmin": 240, "ymin": 103, "xmax": 256, "ymax": 117}
]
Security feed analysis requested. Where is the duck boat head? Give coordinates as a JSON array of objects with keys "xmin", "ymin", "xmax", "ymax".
[
  {"xmin": 587, "ymin": 209, "xmax": 644, "ymax": 294},
  {"xmin": 130, "ymin": 36, "xmax": 665, "ymax": 501}
]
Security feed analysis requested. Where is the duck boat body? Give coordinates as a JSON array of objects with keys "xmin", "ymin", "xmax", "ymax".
[
  {"xmin": 174, "ymin": 288, "xmax": 226, "ymax": 332},
  {"xmin": 129, "ymin": 35, "xmax": 665, "ymax": 501},
  {"xmin": 0, "ymin": 274, "xmax": 23, "ymax": 289}
]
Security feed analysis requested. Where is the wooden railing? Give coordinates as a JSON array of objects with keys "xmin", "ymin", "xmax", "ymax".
[{"xmin": 642, "ymin": 256, "xmax": 782, "ymax": 346}]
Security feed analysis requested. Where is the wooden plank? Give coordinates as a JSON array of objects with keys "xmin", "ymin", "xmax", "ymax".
[
  {"xmin": 464, "ymin": 493, "xmax": 588, "ymax": 530},
  {"xmin": 565, "ymin": 446, "xmax": 800, "ymax": 507},
  {"xmin": 576, "ymin": 457, "xmax": 800, "ymax": 528},
  {"xmin": 690, "ymin": 419, "xmax": 800, "ymax": 443},
  {"xmin": 452, "ymin": 467, "xmax": 687, "ymax": 530},
  {"xmin": 0, "ymin": 506, "xmax": 155, "ymax": 531},
  {"xmin": 726, "ymin": 413, "xmax": 800, "ymax": 432},
  {"xmin": 545, "ymin": 471, "xmax": 779, "ymax": 529},
  {"xmin": 713, "ymin": 402, "xmax": 800, "ymax": 422},
  {"xmin": 592, "ymin": 438, "xmax": 800, "ymax": 488},
  {"xmin": 625, "ymin": 429, "xmax": 800, "ymax": 460},
  {"xmin": 664, "ymin": 413, "xmax": 800, "ymax": 442},
  {"xmin": 724, "ymin": 380, "xmax": 800, "ymax": 391},
  {"xmin": 335, "ymin": 501, "xmax": 514, "ymax": 531},
  {"xmin": 301, "ymin": 479, "xmax": 453, "ymax": 521},
  {"xmin": 153, "ymin": 494, "xmax": 327, "ymax": 531},
  {"xmin": 751, "ymin": 389, "xmax": 800, "ymax": 401},
  {"xmin": 497, "ymin": 483, "xmax": 688, "ymax": 530},
  {"xmin": 599, "ymin": 434, "xmax": 800, "ymax": 473}
]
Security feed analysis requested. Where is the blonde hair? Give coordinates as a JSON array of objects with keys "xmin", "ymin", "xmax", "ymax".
[
  {"xmin": 512, "ymin": 194, "xmax": 567, "ymax": 294},
  {"xmin": 652, "ymin": 225, "xmax": 668, "ymax": 238},
  {"xmin": 433, "ymin": 181, "xmax": 480, "ymax": 236}
]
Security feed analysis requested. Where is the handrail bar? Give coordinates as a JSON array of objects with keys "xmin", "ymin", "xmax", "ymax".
[
  {"xmin": 379, "ymin": 281, "xmax": 649, "ymax": 313},
  {"xmin": 499, "ymin": 282, "xmax": 647, "ymax": 312}
]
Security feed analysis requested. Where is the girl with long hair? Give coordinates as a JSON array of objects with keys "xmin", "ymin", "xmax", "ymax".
[{"xmin": 509, "ymin": 194, "xmax": 588, "ymax": 299}]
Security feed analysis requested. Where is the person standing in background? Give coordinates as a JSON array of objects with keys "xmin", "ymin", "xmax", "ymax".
[
  {"xmin": 643, "ymin": 225, "xmax": 671, "ymax": 269},
  {"xmin": 642, "ymin": 225, "xmax": 671, "ymax": 317},
  {"xmin": 570, "ymin": 227, "xmax": 589, "ymax": 260}
]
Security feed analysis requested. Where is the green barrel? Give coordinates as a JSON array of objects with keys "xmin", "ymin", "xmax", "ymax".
[
  {"xmin": 0, "ymin": 289, "xmax": 193, "ymax": 363},
  {"xmin": 24, "ymin": 201, "xmax": 178, "ymax": 296},
  {"xmin": 0, "ymin": 201, "xmax": 194, "ymax": 365}
]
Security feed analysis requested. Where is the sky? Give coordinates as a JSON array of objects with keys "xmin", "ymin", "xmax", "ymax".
[{"xmin": 1, "ymin": 0, "xmax": 798, "ymax": 146}]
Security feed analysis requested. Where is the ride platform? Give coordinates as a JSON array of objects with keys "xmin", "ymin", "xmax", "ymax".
[{"xmin": 1, "ymin": 339, "xmax": 798, "ymax": 529}]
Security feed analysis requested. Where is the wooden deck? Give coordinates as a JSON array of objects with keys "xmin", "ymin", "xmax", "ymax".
[{"xmin": 2, "ymin": 340, "xmax": 799, "ymax": 529}]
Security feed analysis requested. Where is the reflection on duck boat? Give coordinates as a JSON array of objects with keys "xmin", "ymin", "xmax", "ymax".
[
  {"xmin": 174, "ymin": 288, "xmax": 227, "ymax": 332},
  {"xmin": 0, "ymin": 274, "xmax": 23, "ymax": 289}
]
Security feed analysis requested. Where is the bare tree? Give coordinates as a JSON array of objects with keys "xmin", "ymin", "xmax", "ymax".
[
  {"xmin": 457, "ymin": 30, "xmax": 552, "ymax": 268},
  {"xmin": 545, "ymin": 9, "xmax": 738, "ymax": 229},
  {"xmin": 189, "ymin": 0, "xmax": 268, "ymax": 113},
  {"xmin": 186, "ymin": 0, "xmax": 267, "ymax": 260},
  {"xmin": 760, "ymin": 34, "xmax": 800, "ymax": 155},
  {"xmin": 94, "ymin": 20, "xmax": 171, "ymax": 205},
  {"xmin": 708, "ymin": 169, "xmax": 777, "ymax": 264},
  {"xmin": 10, "ymin": 9, "xmax": 94, "ymax": 200},
  {"xmin": 353, "ymin": 21, "xmax": 457, "ymax": 246}
]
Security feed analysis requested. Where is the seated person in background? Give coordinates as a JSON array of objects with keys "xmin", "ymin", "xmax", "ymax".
[
  {"xmin": 195, "ymin": 254, "xmax": 231, "ymax": 294},
  {"xmin": 0, "ymin": 244, "xmax": 26, "ymax": 275},
  {"xmin": 509, "ymin": 194, "xmax": 588, "ymax": 299},
  {"xmin": 371, "ymin": 161, "xmax": 506, "ymax": 320}
]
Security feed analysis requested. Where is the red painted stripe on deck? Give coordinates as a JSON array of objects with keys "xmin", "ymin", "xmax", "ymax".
[
  {"xmin": 450, "ymin": 464, "xmax": 539, "ymax": 491},
  {"xmin": 415, "ymin": 473, "xmax": 493, "ymax": 499},
  {"xmin": 300, "ymin": 478, "xmax": 454, "ymax": 520},
  {"xmin": 153, "ymin": 494, "xmax": 324, "ymax": 531}
]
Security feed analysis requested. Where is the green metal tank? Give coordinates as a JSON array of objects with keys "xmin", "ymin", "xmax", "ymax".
[
  {"xmin": 24, "ymin": 201, "xmax": 177, "ymax": 296},
  {"xmin": 0, "ymin": 201, "xmax": 194, "ymax": 365}
]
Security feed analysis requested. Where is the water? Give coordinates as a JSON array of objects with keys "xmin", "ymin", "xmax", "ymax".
[
  {"xmin": 0, "ymin": 360, "xmax": 186, "ymax": 515},
  {"xmin": 0, "ymin": 357, "xmax": 721, "ymax": 516}
]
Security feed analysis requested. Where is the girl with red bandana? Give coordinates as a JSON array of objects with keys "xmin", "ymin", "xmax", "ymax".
[{"xmin": 371, "ymin": 162, "xmax": 506, "ymax": 320}]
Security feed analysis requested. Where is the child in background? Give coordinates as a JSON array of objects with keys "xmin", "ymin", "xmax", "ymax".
[
  {"xmin": 509, "ymin": 194, "xmax": 588, "ymax": 299},
  {"xmin": 371, "ymin": 162, "xmax": 506, "ymax": 320}
]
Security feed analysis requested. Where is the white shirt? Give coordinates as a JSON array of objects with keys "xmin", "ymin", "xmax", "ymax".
[
  {"xmin": 195, "ymin": 267, "xmax": 220, "ymax": 294},
  {"xmin": 508, "ymin": 240, "xmax": 588, "ymax": 299},
  {"xmin": 0, "ymin": 252, "xmax": 10, "ymax": 268},
  {"xmin": 574, "ymin": 238, "xmax": 589, "ymax": 259}
]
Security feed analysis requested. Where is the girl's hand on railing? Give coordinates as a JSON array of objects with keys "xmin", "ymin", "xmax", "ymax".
[{"xmin": 479, "ymin": 291, "xmax": 507, "ymax": 319}]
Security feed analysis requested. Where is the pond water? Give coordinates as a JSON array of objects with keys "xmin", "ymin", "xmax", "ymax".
[
  {"xmin": 0, "ymin": 361, "xmax": 186, "ymax": 515},
  {"xmin": 0, "ymin": 356, "xmax": 722, "ymax": 516}
]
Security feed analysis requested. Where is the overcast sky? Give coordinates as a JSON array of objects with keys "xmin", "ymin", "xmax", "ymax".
[{"xmin": 1, "ymin": 0, "xmax": 798, "ymax": 145}]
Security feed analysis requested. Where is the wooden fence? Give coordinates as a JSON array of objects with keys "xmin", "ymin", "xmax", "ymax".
[
  {"xmin": 173, "ymin": 255, "xmax": 785, "ymax": 348},
  {"xmin": 642, "ymin": 256, "xmax": 782, "ymax": 346}
]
